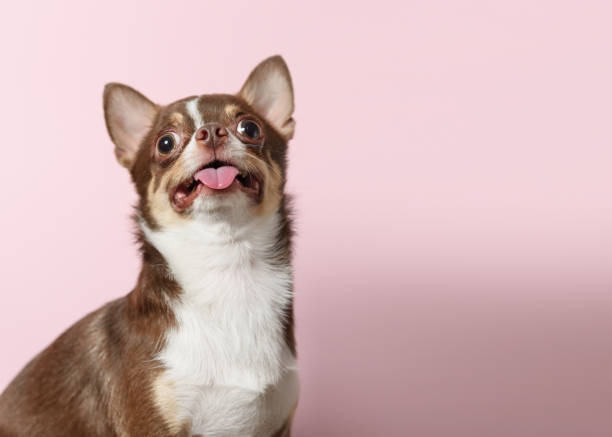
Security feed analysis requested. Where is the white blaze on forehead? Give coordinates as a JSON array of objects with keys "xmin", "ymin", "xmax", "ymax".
[
  {"xmin": 181, "ymin": 97, "xmax": 205, "ymax": 171},
  {"xmin": 185, "ymin": 97, "xmax": 203, "ymax": 130}
]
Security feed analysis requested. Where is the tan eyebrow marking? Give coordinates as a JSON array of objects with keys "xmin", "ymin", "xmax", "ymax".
[
  {"xmin": 225, "ymin": 104, "xmax": 241, "ymax": 118},
  {"xmin": 168, "ymin": 112, "xmax": 184, "ymax": 126}
]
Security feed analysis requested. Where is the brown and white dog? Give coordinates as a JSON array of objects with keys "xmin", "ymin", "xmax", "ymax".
[{"xmin": 0, "ymin": 56, "xmax": 298, "ymax": 437}]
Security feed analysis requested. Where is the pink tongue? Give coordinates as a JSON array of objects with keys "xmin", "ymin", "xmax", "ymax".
[{"xmin": 194, "ymin": 166, "xmax": 239, "ymax": 190}]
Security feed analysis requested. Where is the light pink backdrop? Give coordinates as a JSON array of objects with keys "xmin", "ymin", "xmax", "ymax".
[{"xmin": 1, "ymin": 1, "xmax": 611, "ymax": 436}]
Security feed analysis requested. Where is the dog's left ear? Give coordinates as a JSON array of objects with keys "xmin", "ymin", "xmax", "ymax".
[{"xmin": 238, "ymin": 55, "xmax": 295, "ymax": 140}]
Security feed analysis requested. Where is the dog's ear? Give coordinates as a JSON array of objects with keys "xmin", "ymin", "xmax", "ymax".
[
  {"xmin": 103, "ymin": 83, "xmax": 158, "ymax": 169},
  {"xmin": 238, "ymin": 55, "xmax": 295, "ymax": 140}
]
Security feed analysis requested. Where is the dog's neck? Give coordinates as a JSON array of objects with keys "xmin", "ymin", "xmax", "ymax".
[{"xmin": 141, "ymin": 211, "xmax": 289, "ymax": 293}]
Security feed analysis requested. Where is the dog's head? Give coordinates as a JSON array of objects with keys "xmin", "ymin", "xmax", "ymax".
[{"xmin": 104, "ymin": 56, "xmax": 294, "ymax": 229}]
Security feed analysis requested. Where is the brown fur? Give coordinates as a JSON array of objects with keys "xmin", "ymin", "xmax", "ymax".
[
  {"xmin": 0, "ymin": 56, "xmax": 297, "ymax": 436},
  {"xmin": 0, "ymin": 275, "xmax": 182, "ymax": 436}
]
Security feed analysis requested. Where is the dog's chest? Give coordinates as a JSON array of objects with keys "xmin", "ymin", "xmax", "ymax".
[
  {"xmin": 158, "ymin": 292, "xmax": 297, "ymax": 436},
  {"xmin": 146, "ymin": 218, "xmax": 297, "ymax": 436}
]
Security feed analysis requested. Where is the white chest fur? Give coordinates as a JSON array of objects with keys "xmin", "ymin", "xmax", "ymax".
[{"xmin": 143, "ymin": 213, "xmax": 298, "ymax": 436}]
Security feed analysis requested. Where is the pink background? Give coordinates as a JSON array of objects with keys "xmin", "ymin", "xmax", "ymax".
[{"xmin": 1, "ymin": 1, "xmax": 611, "ymax": 436}]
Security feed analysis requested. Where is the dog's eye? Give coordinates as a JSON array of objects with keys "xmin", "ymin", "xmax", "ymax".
[
  {"xmin": 157, "ymin": 133, "xmax": 178, "ymax": 155},
  {"xmin": 237, "ymin": 119, "xmax": 261, "ymax": 140}
]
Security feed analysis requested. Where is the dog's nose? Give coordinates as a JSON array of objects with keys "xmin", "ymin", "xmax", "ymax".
[{"xmin": 195, "ymin": 123, "xmax": 228, "ymax": 148}]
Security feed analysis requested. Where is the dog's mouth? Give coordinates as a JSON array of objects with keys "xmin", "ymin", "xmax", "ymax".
[{"xmin": 171, "ymin": 160, "xmax": 261, "ymax": 211}]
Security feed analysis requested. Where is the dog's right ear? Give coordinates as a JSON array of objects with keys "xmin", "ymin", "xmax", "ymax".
[{"xmin": 103, "ymin": 83, "xmax": 158, "ymax": 169}]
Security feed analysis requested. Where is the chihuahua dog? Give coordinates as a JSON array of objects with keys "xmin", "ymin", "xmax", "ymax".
[{"xmin": 0, "ymin": 55, "xmax": 298, "ymax": 437}]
